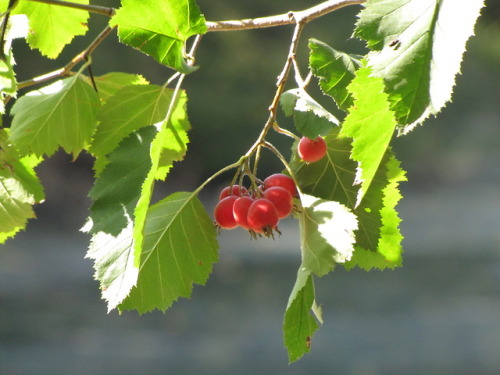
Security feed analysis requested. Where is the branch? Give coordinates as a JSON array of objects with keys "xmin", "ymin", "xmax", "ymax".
[
  {"xmin": 17, "ymin": 25, "xmax": 115, "ymax": 90},
  {"xmin": 27, "ymin": 0, "xmax": 115, "ymax": 17},
  {"xmin": 206, "ymin": 0, "xmax": 365, "ymax": 32}
]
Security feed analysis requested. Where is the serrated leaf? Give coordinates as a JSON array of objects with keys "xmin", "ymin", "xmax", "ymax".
[
  {"xmin": 88, "ymin": 126, "xmax": 156, "ymax": 236},
  {"xmin": 281, "ymin": 88, "xmax": 338, "ymax": 139},
  {"xmin": 131, "ymin": 91, "xmax": 191, "ymax": 269},
  {"xmin": 283, "ymin": 269, "xmax": 319, "ymax": 363},
  {"xmin": 14, "ymin": 0, "xmax": 89, "ymax": 58},
  {"xmin": 10, "ymin": 75, "xmax": 101, "ymax": 157},
  {"xmin": 345, "ymin": 151, "xmax": 406, "ymax": 270},
  {"xmin": 119, "ymin": 192, "xmax": 219, "ymax": 313},
  {"xmin": 93, "ymin": 72, "xmax": 149, "ymax": 103},
  {"xmin": 0, "ymin": 129, "xmax": 44, "ymax": 243},
  {"xmin": 90, "ymin": 84, "xmax": 174, "ymax": 161},
  {"xmin": 85, "ymin": 126, "xmax": 156, "ymax": 311},
  {"xmin": 309, "ymin": 39, "xmax": 362, "ymax": 111},
  {"xmin": 111, "ymin": 0, "xmax": 207, "ymax": 73},
  {"xmin": 340, "ymin": 66, "xmax": 397, "ymax": 205},
  {"xmin": 355, "ymin": 0, "xmax": 485, "ymax": 131},
  {"xmin": 298, "ymin": 194, "xmax": 358, "ymax": 275}
]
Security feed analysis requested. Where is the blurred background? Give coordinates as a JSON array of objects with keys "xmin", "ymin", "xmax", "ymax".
[{"xmin": 1, "ymin": 0, "xmax": 500, "ymax": 374}]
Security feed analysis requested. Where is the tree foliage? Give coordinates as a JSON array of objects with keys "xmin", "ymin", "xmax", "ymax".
[{"xmin": 0, "ymin": 0, "xmax": 486, "ymax": 362}]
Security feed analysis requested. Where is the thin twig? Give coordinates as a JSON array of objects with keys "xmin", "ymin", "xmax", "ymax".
[
  {"xmin": 27, "ymin": 0, "xmax": 115, "ymax": 17},
  {"xmin": 17, "ymin": 25, "xmax": 115, "ymax": 90},
  {"xmin": 206, "ymin": 0, "xmax": 365, "ymax": 32}
]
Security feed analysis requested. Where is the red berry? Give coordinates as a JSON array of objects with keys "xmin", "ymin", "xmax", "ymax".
[
  {"xmin": 247, "ymin": 198, "xmax": 279, "ymax": 234},
  {"xmin": 298, "ymin": 136, "xmax": 327, "ymax": 162},
  {"xmin": 219, "ymin": 185, "xmax": 247, "ymax": 200},
  {"xmin": 263, "ymin": 173, "xmax": 297, "ymax": 197},
  {"xmin": 263, "ymin": 187, "xmax": 293, "ymax": 219},
  {"xmin": 233, "ymin": 196, "xmax": 254, "ymax": 230},
  {"xmin": 214, "ymin": 196, "xmax": 238, "ymax": 229}
]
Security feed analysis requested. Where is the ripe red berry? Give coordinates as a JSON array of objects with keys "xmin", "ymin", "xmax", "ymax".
[
  {"xmin": 214, "ymin": 196, "xmax": 238, "ymax": 229},
  {"xmin": 247, "ymin": 198, "xmax": 279, "ymax": 234},
  {"xmin": 298, "ymin": 136, "xmax": 327, "ymax": 162},
  {"xmin": 219, "ymin": 185, "xmax": 247, "ymax": 200},
  {"xmin": 233, "ymin": 196, "xmax": 254, "ymax": 230},
  {"xmin": 263, "ymin": 186, "xmax": 293, "ymax": 219},
  {"xmin": 263, "ymin": 173, "xmax": 297, "ymax": 197}
]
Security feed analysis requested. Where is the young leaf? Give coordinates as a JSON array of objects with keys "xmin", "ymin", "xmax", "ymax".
[
  {"xmin": 281, "ymin": 88, "xmax": 338, "ymax": 139},
  {"xmin": 119, "ymin": 192, "xmax": 219, "ymax": 313},
  {"xmin": 13, "ymin": 0, "xmax": 90, "ymax": 58},
  {"xmin": 309, "ymin": 39, "xmax": 362, "ymax": 111},
  {"xmin": 93, "ymin": 72, "xmax": 149, "ymax": 103},
  {"xmin": 111, "ymin": 0, "xmax": 207, "ymax": 73},
  {"xmin": 0, "ymin": 130, "xmax": 44, "ymax": 243},
  {"xmin": 283, "ymin": 268, "xmax": 319, "ymax": 363},
  {"xmin": 10, "ymin": 75, "xmax": 101, "ymax": 157},
  {"xmin": 85, "ymin": 126, "xmax": 156, "ymax": 311},
  {"xmin": 339, "ymin": 66, "xmax": 398, "ymax": 205},
  {"xmin": 346, "ymin": 152, "xmax": 407, "ymax": 270},
  {"xmin": 298, "ymin": 194, "xmax": 358, "ymax": 276},
  {"xmin": 90, "ymin": 84, "xmax": 174, "ymax": 161},
  {"xmin": 355, "ymin": 0, "xmax": 486, "ymax": 131}
]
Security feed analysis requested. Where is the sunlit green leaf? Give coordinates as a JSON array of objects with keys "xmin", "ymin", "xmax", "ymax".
[
  {"xmin": 90, "ymin": 84, "xmax": 174, "ymax": 161},
  {"xmin": 93, "ymin": 72, "xmax": 149, "ymax": 103},
  {"xmin": 119, "ymin": 192, "xmax": 219, "ymax": 313},
  {"xmin": 111, "ymin": 0, "xmax": 207, "ymax": 73},
  {"xmin": 283, "ymin": 269, "xmax": 319, "ymax": 363},
  {"xmin": 10, "ymin": 75, "xmax": 100, "ymax": 157},
  {"xmin": 14, "ymin": 0, "xmax": 89, "ymax": 58},
  {"xmin": 340, "ymin": 66, "xmax": 397, "ymax": 204},
  {"xmin": 298, "ymin": 193, "xmax": 358, "ymax": 275},
  {"xmin": 309, "ymin": 39, "xmax": 362, "ymax": 111},
  {"xmin": 0, "ymin": 129, "xmax": 44, "ymax": 243},
  {"xmin": 345, "ymin": 152, "xmax": 406, "ymax": 270},
  {"xmin": 355, "ymin": 0, "xmax": 485, "ymax": 131},
  {"xmin": 85, "ymin": 126, "xmax": 156, "ymax": 311}
]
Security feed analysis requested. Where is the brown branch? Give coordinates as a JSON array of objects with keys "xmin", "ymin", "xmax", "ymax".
[
  {"xmin": 206, "ymin": 0, "xmax": 365, "ymax": 32},
  {"xmin": 17, "ymin": 25, "xmax": 115, "ymax": 90}
]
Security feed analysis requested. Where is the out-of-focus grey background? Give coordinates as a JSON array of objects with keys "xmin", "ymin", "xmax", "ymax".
[{"xmin": 1, "ymin": 1, "xmax": 500, "ymax": 374}]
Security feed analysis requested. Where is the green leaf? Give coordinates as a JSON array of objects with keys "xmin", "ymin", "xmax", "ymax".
[
  {"xmin": 85, "ymin": 126, "xmax": 156, "ymax": 311},
  {"xmin": 309, "ymin": 39, "xmax": 362, "ymax": 111},
  {"xmin": 281, "ymin": 88, "xmax": 338, "ymax": 139},
  {"xmin": 346, "ymin": 151, "xmax": 407, "ymax": 270},
  {"xmin": 339, "ymin": 66, "xmax": 397, "ymax": 204},
  {"xmin": 90, "ymin": 84, "xmax": 174, "ymax": 161},
  {"xmin": 87, "ymin": 126, "xmax": 156, "ymax": 236},
  {"xmin": 0, "ymin": 14, "xmax": 29, "ymax": 113},
  {"xmin": 355, "ymin": 0, "xmax": 486, "ymax": 131},
  {"xmin": 93, "ymin": 72, "xmax": 149, "ymax": 103},
  {"xmin": 0, "ymin": 129, "xmax": 44, "ymax": 243},
  {"xmin": 10, "ymin": 75, "xmax": 101, "ymax": 157},
  {"xmin": 130, "ymin": 90, "xmax": 191, "ymax": 277},
  {"xmin": 283, "ymin": 269, "xmax": 319, "ymax": 363},
  {"xmin": 111, "ymin": 0, "xmax": 207, "ymax": 73},
  {"xmin": 298, "ymin": 193, "xmax": 358, "ymax": 276},
  {"xmin": 14, "ymin": 0, "xmax": 90, "ymax": 58},
  {"xmin": 119, "ymin": 192, "xmax": 219, "ymax": 313}
]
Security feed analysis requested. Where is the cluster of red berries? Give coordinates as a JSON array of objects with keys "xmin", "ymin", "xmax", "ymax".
[{"xmin": 214, "ymin": 173, "xmax": 297, "ymax": 237}]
